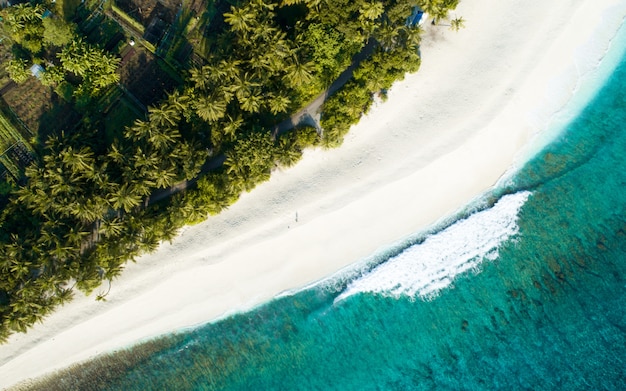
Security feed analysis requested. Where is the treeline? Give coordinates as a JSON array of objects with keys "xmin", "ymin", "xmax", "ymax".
[{"xmin": 0, "ymin": 0, "xmax": 460, "ymax": 342}]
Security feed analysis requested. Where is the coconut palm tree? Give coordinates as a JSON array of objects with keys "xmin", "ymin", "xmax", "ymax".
[
  {"xmin": 148, "ymin": 128, "xmax": 181, "ymax": 151},
  {"xmin": 149, "ymin": 103, "xmax": 181, "ymax": 128},
  {"xmin": 450, "ymin": 17, "xmax": 465, "ymax": 32},
  {"xmin": 107, "ymin": 142, "xmax": 128, "ymax": 164},
  {"xmin": 166, "ymin": 90, "xmax": 191, "ymax": 114},
  {"xmin": 375, "ymin": 23, "xmax": 399, "ymax": 50},
  {"xmin": 60, "ymin": 146, "xmax": 95, "ymax": 177},
  {"xmin": 151, "ymin": 166, "xmax": 177, "ymax": 189},
  {"xmin": 238, "ymin": 89, "xmax": 264, "ymax": 113},
  {"xmin": 221, "ymin": 115, "xmax": 244, "ymax": 141},
  {"xmin": 283, "ymin": 60, "xmax": 315, "ymax": 88},
  {"xmin": 276, "ymin": 136, "xmax": 303, "ymax": 168},
  {"xmin": 99, "ymin": 217, "xmax": 124, "ymax": 238},
  {"xmin": 267, "ymin": 93, "xmax": 291, "ymax": 115},
  {"xmin": 231, "ymin": 72, "xmax": 261, "ymax": 102},
  {"xmin": 59, "ymin": 41, "xmax": 88, "ymax": 76},
  {"xmin": 6, "ymin": 59, "xmax": 30, "ymax": 83},
  {"xmin": 218, "ymin": 59, "xmax": 242, "ymax": 81},
  {"xmin": 400, "ymin": 25, "xmax": 422, "ymax": 50},
  {"xmin": 223, "ymin": 6, "xmax": 255, "ymax": 35},
  {"xmin": 63, "ymin": 226, "xmax": 90, "ymax": 247},
  {"xmin": 189, "ymin": 65, "xmax": 214, "ymax": 91},
  {"xmin": 108, "ymin": 183, "xmax": 142, "ymax": 213},
  {"xmin": 73, "ymin": 199, "xmax": 107, "ymax": 222},
  {"xmin": 195, "ymin": 95, "xmax": 227, "ymax": 123},
  {"xmin": 360, "ymin": 1, "xmax": 384, "ymax": 21},
  {"xmin": 125, "ymin": 119, "xmax": 153, "ymax": 142}
]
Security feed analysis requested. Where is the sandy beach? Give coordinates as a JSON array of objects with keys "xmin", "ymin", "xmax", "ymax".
[{"xmin": 2, "ymin": 0, "xmax": 625, "ymax": 387}]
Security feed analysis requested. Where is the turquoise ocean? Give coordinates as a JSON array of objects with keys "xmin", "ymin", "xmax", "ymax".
[{"xmin": 56, "ymin": 19, "xmax": 626, "ymax": 390}]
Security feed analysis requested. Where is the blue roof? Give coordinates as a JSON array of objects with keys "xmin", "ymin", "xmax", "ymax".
[
  {"xmin": 407, "ymin": 7, "xmax": 425, "ymax": 27},
  {"xmin": 30, "ymin": 64, "xmax": 44, "ymax": 79}
]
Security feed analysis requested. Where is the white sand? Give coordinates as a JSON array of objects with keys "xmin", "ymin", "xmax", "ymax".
[{"xmin": 1, "ymin": 0, "xmax": 625, "ymax": 387}]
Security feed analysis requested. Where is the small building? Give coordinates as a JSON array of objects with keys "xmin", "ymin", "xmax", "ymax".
[
  {"xmin": 29, "ymin": 64, "xmax": 44, "ymax": 80},
  {"xmin": 407, "ymin": 7, "xmax": 427, "ymax": 27}
]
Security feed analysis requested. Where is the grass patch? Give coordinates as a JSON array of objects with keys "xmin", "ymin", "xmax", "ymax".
[
  {"xmin": 104, "ymin": 95, "xmax": 144, "ymax": 143},
  {"xmin": 111, "ymin": 4, "xmax": 146, "ymax": 35}
]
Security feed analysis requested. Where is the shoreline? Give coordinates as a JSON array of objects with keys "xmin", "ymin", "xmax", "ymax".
[{"xmin": 2, "ymin": 0, "xmax": 625, "ymax": 387}]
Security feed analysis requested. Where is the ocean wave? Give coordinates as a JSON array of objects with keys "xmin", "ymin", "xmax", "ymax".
[{"xmin": 336, "ymin": 191, "xmax": 531, "ymax": 301}]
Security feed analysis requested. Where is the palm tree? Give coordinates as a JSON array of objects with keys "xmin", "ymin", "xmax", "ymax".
[
  {"xmin": 133, "ymin": 147, "xmax": 159, "ymax": 170},
  {"xmin": 99, "ymin": 217, "xmax": 124, "ymax": 238},
  {"xmin": 131, "ymin": 179, "xmax": 154, "ymax": 198},
  {"xmin": 60, "ymin": 146, "xmax": 95, "ymax": 177},
  {"xmin": 400, "ymin": 25, "xmax": 422, "ymax": 50},
  {"xmin": 221, "ymin": 115, "xmax": 244, "ymax": 141},
  {"xmin": 431, "ymin": 6, "xmax": 450, "ymax": 26},
  {"xmin": 107, "ymin": 142, "xmax": 128, "ymax": 164},
  {"xmin": 376, "ymin": 23, "xmax": 399, "ymax": 50},
  {"xmin": 304, "ymin": 0, "xmax": 324, "ymax": 12},
  {"xmin": 223, "ymin": 6, "xmax": 255, "ymax": 35},
  {"xmin": 218, "ymin": 59, "xmax": 242, "ymax": 81},
  {"xmin": 189, "ymin": 65, "xmax": 213, "ymax": 91},
  {"xmin": 283, "ymin": 60, "xmax": 315, "ymax": 88},
  {"xmin": 276, "ymin": 137, "xmax": 303, "ymax": 168},
  {"xmin": 63, "ymin": 226, "xmax": 90, "ymax": 247},
  {"xmin": 148, "ymin": 103, "xmax": 181, "ymax": 128},
  {"xmin": 231, "ymin": 72, "xmax": 261, "ymax": 102},
  {"xmin": 148, "ymin": 128, "xmax": 181, "ymax": 151},
  {"xmin": 125, "ymin": 119, "xmax": 153, "ymax": 142},
  {"xmin": 73, "ymin": 198, "xmax": 107, "ymax": 222},
  {"xmin": 166, "ymin": 90, "xmax": 191, "ymax": 114},
  {"xmin": 151, "ymin": 167, "xmax": 177, "ymax": 188},
  {"xmin": 6, "ymin": 59, "xmax": 30, "ymax": 83},
  {"xmin": 108, "ymin": 183, "xmax": 142, "ymax": 213},
  {"xmin": 195, "ymin": 95, "xmax": 227, "ymax": 123},
  {"xmin": 419, "ymin": 0, "xmax": 452, "ymax": 25},
  {"xmin": 267, "ymin": 93, "xmax": 291, "ymax": 115},
  {"xmin": 238, "ymin": 89, "xmax": 264, "ymax": 113},
  {"xmin": 59, "ymin": 40, "xmax": 88, "ymax": 76},
  {"xmin": 450, "ymin": 17, "xmax": 465, "ymax": 32},
  {"xmin": 359, "ymin": 2, "xmax": 384, "ymax": 21}
]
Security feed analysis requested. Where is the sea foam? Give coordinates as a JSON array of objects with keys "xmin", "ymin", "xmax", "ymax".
[{"xmin": 337, "ymin": 191, "xmax": 531, "ymax": 301}]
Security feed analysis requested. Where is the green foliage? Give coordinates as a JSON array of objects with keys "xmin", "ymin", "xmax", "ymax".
[
  {"xmin": 301, "ymin": 23, "xmax": 361, "ymax": 85},
  {"xmin": 225, "ymin": 131, "xmax": 277, "ymax": 192},
  {"xmin": 418, "ymin": 0, "xmax": 460, "ymax": 24},
  {"xmin": 55, "ymin": 81, "xmax": 75, "ymax": 101},
  {"xmin": 5, "ymin": 59, "xmax": 30, "ymax": 83},
  {"xmin": 321, "ymin": 42, "xmax": 421, "ymax": 147},
  {"xmin": 320, "ymin": 79, "xmax": 371, "ymax": 148},
  {"xmin": 59, "ymin": 39, "xmax": 121, "ymax": 96},
  {"xmin": 450, "ymin": 17, "xmax": 466, "ymax": 32},
  {"xmin": 192, "ymin": 172, "xmax": 243, "ymax": 216},
  {"xmin": 275, "ymin": 126, "xmax": 319, "ymax": 167},
  {"xmin": 42, "ymin": 17, "xmax": 75, "ymax": 47},
  {"xmin": 110, "ymin": 4, "xmax": 146, "ymax": 34},
  {"xmin": 0, "ymin": 177, "xmax": 16, "ymax": 196},
  {"xmin": 1, "ymin": 3, "xmax": 45, "ymax": 55},
  {"xmin": 40, "ymin": 65, "xmax": 65, "ymax": 86}
]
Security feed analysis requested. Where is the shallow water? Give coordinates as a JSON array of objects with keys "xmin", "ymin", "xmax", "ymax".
[{"xmin": 37, "ymin": 18, "xmax": 626, "ymax": 391}]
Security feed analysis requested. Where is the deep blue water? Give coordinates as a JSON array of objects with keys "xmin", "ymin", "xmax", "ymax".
[{"xmin": 57, "ymin": 20, "xmax": 626, "ymax": 391}]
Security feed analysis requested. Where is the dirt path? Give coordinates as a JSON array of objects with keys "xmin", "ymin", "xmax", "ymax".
[
  {"xmin": 149, "ymin": 40, "xmax": 378, "ymax": 205},
  {"xmin": 0, "ymin": 81, "xmax": 16, "ymax": 96},
  {"xmin": 272, "ymin": 40, "xmax": 377, "ymax": 137}
]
